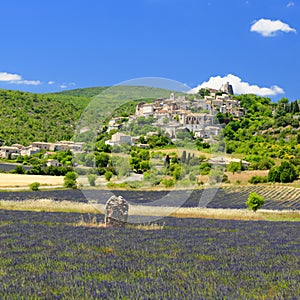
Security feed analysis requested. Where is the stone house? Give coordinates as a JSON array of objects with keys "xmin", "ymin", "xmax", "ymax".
[
  {"xmin": 21, "ymin": 146, "xmax": 41, "ymax": 156},
  {"xmin": 31, "ymin": 142, "xmax": 53, "ymax": 151},
  {"xmin": 105, "ymin": 132, "xmax": 132, "ymax": 146},
  {"xmin": 0, "ymin": 146, "xmax": 21, "ymax": 158},
  {"xmin": 135, "ymin": 103, "xmax": 154, "ymax": 117}
]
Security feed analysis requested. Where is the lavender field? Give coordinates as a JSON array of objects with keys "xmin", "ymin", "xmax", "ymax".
[{"xmin": 0, "ymin": 209, "xmax": 299, "ymax": 299}]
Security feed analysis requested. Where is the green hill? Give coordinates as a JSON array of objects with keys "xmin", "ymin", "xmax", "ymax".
[
  {"xmin": 0, "ymin": 89, "xmax": 88, "ymax": 146},
  {"xmin": 223, "ymin": 94, "xmax": 300, "ymax": 159},
  {"xmin": 49, "ymin": 86, "xmax": 109, "ymax": 99}
]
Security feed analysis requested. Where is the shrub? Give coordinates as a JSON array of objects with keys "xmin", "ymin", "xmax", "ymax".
[
  {"xmin": 227, "ymin": 162, "xmax": 242, "ymax": 174},
  {"xmin": 126, "ymin": 180, "xmax": 142, "ymax": 189},
  {"xmin": 64, "ymin": 179, "xmax": 77, "ymax": 189},
  {"xmin": 178, "ymin": 179, "xmax": 192, "ymax": 187},
  {"xmin": 65, "ymin": 171, "xmax": 78, "ymax": 181},
  {"xmin": 189, "ymin": 173, "xmax": 197, "ymax": 182},
  {"xmin": 246, "ymin": 192, "xmax": 265, "ymax": 212},
  {"xmin": 104, "ymin": 170, "xmax": 113, "ymax": 181},
  {"xmin": 222, "ymin": 174, "xmax": 230, "ymax": 183},
  {"xmin": 107, "ymin": 182, "xmax": 126, "ymax": 188},
  {"xmin": 10, "ymin": 165, "xmax": 25, "ymax": 174},
  {"xmin": 173, "ymin": 165, "xmax": 182, "ymax": 180},
  {"xmin": 161, "ymin": 178, "xmax": 175, "ymax": 188},
  {"xmin": 248, "ymin": 175, "xmax": 268, "ymax": 184},
  {"xmin": 64, "ymin": 171, "xmax": 78, "ymax": 189},
  {"xmin": 88, "ymin": 174, "xmax": 97, "ymax": 186},
  {"xmin": 29, "ymin": 182, "xmax": 40, "ymax": 191}
]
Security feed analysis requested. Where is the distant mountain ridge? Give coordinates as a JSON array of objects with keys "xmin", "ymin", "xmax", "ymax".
[{"xmin": 49, "ymin": 86, "xmax": 109, "ymax": 98}]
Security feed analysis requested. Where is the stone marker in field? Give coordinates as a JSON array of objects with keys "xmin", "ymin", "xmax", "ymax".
[{"xmin": 105, "ymin": 195, "xmax": 129, "ymax": 227}]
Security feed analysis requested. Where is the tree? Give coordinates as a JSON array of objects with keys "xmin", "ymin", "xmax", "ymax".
[
  {"xmin": 181, "ymin": 150, "xmax": 186, "ymax": 164},
  {"xmin": 216, "ymin": 112, "xmax": 226, "ymax": 124},
  {"xmin": 84, "ymin": 153, "xmax": 95, "ymax": 167},
  {"xmin": 268, "ymin": 161, "xmax": 298, "ymax": 183},
  {"xmin": 130, "ymin": 148, "xmax": 150, "ymax": 173},
  {"xmin": 95, "ymin": 141, "xmax": 111, "ymax": 153},
  {"xmin": 227, "ymin": 162, "xmax": 242, "ymax": 174},
  {"xmin": 246, "ymin": 192, "xmax": 264, "ymax": 212},
  {"xmin": 198, "ymin": 88, "xmax": 210, "ymax": 98},
  {"xmin": 293, "ymin": 100, "xmax": 299, "ymax": 113},
  {"xmin": 165, "ymin": 154, "xmax": 170, "ymax": 167},
  {"xmin": 268, "ymin": 166, "xmax": 280, "ymax": 182},
  {"xmin": 95, "ymin": 152, "xmax": 110, "ymax": 168},
  {"xmin": 64, "ymin": 171, "xmax": 78, "ymax": 189}
]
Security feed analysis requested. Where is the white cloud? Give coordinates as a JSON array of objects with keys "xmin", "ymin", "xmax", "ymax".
[
  {"xmin": 0, "ymin": 71, "xmax": 41, "ymax": 85},
  {"xmin": 11, "ymin": 80, "xmax": 41, "ymax": 86},
  {"xmin": 189, "ymin": 74, "xmax": 284, "ymax": 96},
  {"xmin": 48, "ymin": 81, "xmax": 55, "ymax": 85},
  {"xmin": 287, "ymin": 1, "xmax": 295, "ymax": 7},
  {"xmin": 251, "ymin": 18, "xmax": 296, "ymax": 37},
  {"xmin": 59, "ymin": 82, "xmax": 76, "ymax": 89},
  {"xmin": 0, "ymin": 72, "xmax": 22, "ymax": 82}
]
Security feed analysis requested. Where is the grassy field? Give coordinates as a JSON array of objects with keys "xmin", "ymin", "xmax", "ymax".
[{"xmin": 1, "ymin": 199, "xmax": 299, "ymax": 221}]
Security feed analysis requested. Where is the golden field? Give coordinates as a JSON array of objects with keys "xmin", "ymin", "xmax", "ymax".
[{"xmin": 0, "ymin": 173, "xmax": 64, "ymax": 188}]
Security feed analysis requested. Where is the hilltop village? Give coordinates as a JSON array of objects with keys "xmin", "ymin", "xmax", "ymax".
[
  {"xmin": 0, "ymin": 82, "xmax": 246, "ymax": 169},
  {"xmin": 0, "ymin": 82, "xmax": 242, "ymax": 156},
  {"xmin": 105, "ymin": 82, "xmax": 244, "ymax": 146}
]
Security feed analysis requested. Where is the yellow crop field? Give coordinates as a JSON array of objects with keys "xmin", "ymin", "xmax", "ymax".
[{"xmin": 0, "ymin": 173, "xmax": 64, "ymax": 188}]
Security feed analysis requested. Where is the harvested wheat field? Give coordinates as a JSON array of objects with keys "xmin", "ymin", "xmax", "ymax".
[
  {"xmin": 198, "ymin": 170, "xmax": 269, "ymax": 185},
  {"xmin": 0, "ymin": 173, "xmax": 64, "ymax": 188},
  {"xmin": 225, "ymin": 170, "xmax": 269, "ymax": 184}
]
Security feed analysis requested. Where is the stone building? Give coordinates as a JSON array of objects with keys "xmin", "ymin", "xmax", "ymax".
[{"xmin": 220, "ymin": 82, "xmax": 234, "ymax": 95}]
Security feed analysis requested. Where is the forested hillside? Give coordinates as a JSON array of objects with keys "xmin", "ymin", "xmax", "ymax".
[
  {"xmin": 223, "ymin": 94, "xmax": 300, "ymax": 159},
  {"xmin": 0, "ymin": 89, "xmax": 90, "ymax": 146}
]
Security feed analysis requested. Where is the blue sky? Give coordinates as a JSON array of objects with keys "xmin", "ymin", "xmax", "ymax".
[{"xmin": 0, "ymin": 0, "xmax": 299, "ymax": 101}]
